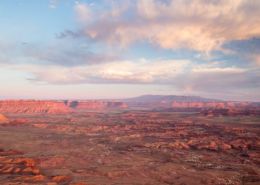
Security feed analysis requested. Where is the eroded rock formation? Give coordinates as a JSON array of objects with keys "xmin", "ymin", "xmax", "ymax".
[{"xmin": 0, "ymin": 114, "xmax": 9, "ymax": 124}]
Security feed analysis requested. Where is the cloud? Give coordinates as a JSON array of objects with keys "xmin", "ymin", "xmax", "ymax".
[
  {"xmin": 72, "ymin": 0, "xmax": 260, "ymax": 53},
  {"xmin": 9, "ymin": 58, "xmax": 258, "ymax": 96},
  {"xmin": 20, "ymin": 59, "xmax": 189, "ymax": 84},
  {"xmin": 3, "ymin": 45, "xmax": 259, "ymax": 100},
  {"xmin": 74, "ymin": 2, "xmax": 92, "ymax": 23},
  {"xmin": 0, "ymin": 42, "xmax": 25, "ymax": 65},
  {"xmin": 192, "ymin": 66, "xmax": 246, "ymax": 73},
  {"xmin": 177, "ymin": 68, "xmax": 259, "ymax": 93},
  {"xmin": 253, "ymin": 54, "xmax": 260, "ymax": 66},
  {"xmin": 1, "ymin": 0, "xmax": 259, "ymax": 101},
  {"xmin": 0, "ymin": 38, "xmax": 119, "ymax": 68},
  {"xmin": 49, "ymin": 0, "xmax": 59, "ymax": 9},
  {"xmin": 24, "ymin": 44, "xmax": 117, "ymax": 67},
  {"xmin": 56, "ymin": 30, "xmax": 84, "ymax": 39}
]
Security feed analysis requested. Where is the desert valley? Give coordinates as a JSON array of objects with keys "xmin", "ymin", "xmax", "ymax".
[
  {"xmin": 0, "ymin": 95, "xmax": 259, "ymax": 185},
  {"xmin": 1, "ymin": 1, "xmax": 260, "ymax": 184}
]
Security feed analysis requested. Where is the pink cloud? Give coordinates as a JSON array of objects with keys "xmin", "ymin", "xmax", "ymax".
[{"xmin": 74, "ymin": 0, "xmax": 260, "ymax": 53}]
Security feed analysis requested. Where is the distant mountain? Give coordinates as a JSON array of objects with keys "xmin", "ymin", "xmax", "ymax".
[
  {"xmin": 124, "ymin": 95, "xmax": 221, "ymax": 103},
  {"xmin": 122, "ymin": 95, "xmax": 246, "ymax": 110}
]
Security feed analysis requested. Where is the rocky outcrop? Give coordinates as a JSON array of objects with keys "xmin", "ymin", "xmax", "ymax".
[
  {"xmin": 0, "ymin": 148, "xmax": 80, "ymax": 184},
  {"xmin": 0, "ymin": 149, "xmax": 44, "ymax": 183},
  {"xmin": 0, "ymin": 114, "xmax": 9, "ymax": 124}
]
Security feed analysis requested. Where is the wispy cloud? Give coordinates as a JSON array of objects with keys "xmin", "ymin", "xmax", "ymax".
[
  {"xmin": 23, "ymin": 42, "xmax": 118, "ymax": 67},
  {"xmin": 18, "ymin": 59, "xmax": 189, "ymax": 84}
]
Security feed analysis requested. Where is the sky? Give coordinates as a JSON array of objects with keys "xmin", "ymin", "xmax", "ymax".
[{"xmin": 0, "ymin": 0, "xmax": 260, "ymax": 101}]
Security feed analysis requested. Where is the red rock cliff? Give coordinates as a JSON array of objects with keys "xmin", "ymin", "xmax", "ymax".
[
  {"xmin": 0, "ymin": 100, "xmax": 70, "ymax": 114},
  {"xmin": 0, "ymin": 100, "xmax": 128, "ymax": 114}
]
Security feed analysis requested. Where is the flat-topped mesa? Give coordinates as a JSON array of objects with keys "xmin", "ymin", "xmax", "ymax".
[
  {"xmin": 0, "ymin": 100, "xmax": 128, "ymax": 114},
  {"xmin": 0, "ymin": 100, "xmax": 70, "ymax": 114},
  {"xmin": 67, "ymin": 100, "xmax": 128, "ymax": 110}
]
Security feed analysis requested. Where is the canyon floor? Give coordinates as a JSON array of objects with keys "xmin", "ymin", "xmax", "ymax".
[{"xmin": 0, "ymin": 110, "xmax": 259, "ymax": 185}]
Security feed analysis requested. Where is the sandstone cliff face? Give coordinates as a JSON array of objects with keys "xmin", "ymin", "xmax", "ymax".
[
  {"xmin": 0, "ymin": 101, "xmax": 70, "ymax": 114},
  {"xmin": 0, "ymin": 100, "xmax": 128, "ymax": 114}
]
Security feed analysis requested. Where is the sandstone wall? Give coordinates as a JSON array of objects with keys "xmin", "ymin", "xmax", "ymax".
[{"xmin": 0, "ymin": 100, "xmax": 128, "ymax": 114}]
